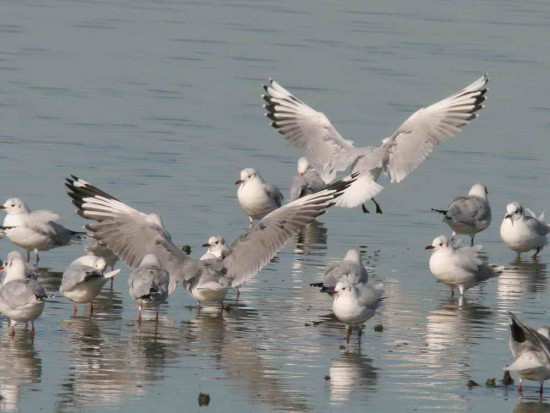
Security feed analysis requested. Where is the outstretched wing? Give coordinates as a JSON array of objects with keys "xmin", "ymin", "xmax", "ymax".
[
  {"xmin": 382, "ymin": 75, "xmax": 489, "ymax": 183},
  {"xmin": 263, "ymin": 80, "xmax": 356, "ymax": 183},
  {"xmin": 223, "ymin": 177, "xmax": 354, "ymax": 287},
  {"xmin": 65, "ymin": 176, "xmax": 189, "ymax": 276}
]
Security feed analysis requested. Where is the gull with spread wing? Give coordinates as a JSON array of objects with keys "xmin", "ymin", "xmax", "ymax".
[
  {"xmin": 263, "ymin": 75, "xmax": 488, "ymax": 213},
  {"xmin": 65, "ymin": 175, "xmax": 354, "ymax": 307},
  {"xmin": 290, "ymin": 157, "xmax": 326, "ymax": 202},
  {"xmin": 506, "ymin": 312, "xmax": 550, "ymax": 394}
]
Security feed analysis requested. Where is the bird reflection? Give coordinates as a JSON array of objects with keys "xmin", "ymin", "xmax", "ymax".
[
  {"xmin": 425, "ymin": 297, "xmax": 493, "ymax": 378},
  {"xmin": 184, "ymin": 306, "xmax": 311, "ymax": 411},
  {"xmin": 329, "ymin": 349, "xmax": 378, "ymax": 403},
  {"xmin": 56, "ymin": 316, "xmax": 182, "ymax": 409},
  {"xmin": 0, "ymin": 329, "xmax": 42, "ymax": 411},
  {"xmin": 498, "ymin": 258, "xmax": 548, "ymax": 300},
  {"xmin": 513, "ymin": 400, "xmax": 550, "ymax": 413},
  {"xmin": 291, "ymin": 220, "xmax": 328, "ymax": 277}
]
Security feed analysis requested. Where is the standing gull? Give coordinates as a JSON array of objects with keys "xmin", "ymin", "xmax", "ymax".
[
  {"xmin": 332, "ymin": 279, "xmax": 384, "ymax": 345},
  {"xmin": 128, "ymin": 254, "xmax": 170, "ymax": 323},
  {"xmin": 236, "ymin": 168, "xmax": 284, "ymax": 224},
  {"xmin": 500, "ymin": 202, "xmax": 550, "ymax": 258},
  {"xmin": 0, "ymin": 253, "xmax": 47, "ymax": 337},
  {"xmin": 263, "ymin": 75, "xmax": 488, "ymax": 213},
  {"xmin": 310, "ymin": 249, "xmax": 368, "ymax": 294},
  {"xmin": 432, "ymin": 183, "xmax": 491, "ymax": 246},
  {"xmin": 65, "ymin": 175, "xmax": 354, "ymax": 307},
  {"xmin": 60, "ymin": 255, "xmax": 121, "ymax": 316},
  {"xmin": 0, "ymin": 250, "xmax": 38, "ymax": 285},
  {"xmin": 290, "ymin": 157, "xmax": 326, "ymax": 202},
  {"xmin": 200, "ymin": 235, "xmax": 230, "ymax": 260},
  {"xmin": 425, "ymin": 235, "xmax": 503, "ymax": 296},
  {"xmin": 0, "ymin": 197, "xmax": 85, "ymax": 263},
  {"xmin": 506, "ymin": 312, "xmax": 550, "ymax": 393}
]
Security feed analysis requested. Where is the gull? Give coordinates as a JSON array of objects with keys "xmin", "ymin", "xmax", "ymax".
[
  {"xmin": 500, "ymin": 202, "xmax": 550, "ymax": 258},
  {"xmin": 200, "ymin": 235, "xmax": 230, "ymax": 260},
  {"xmin": 332, "ymin": 279, "xmax": 384, "ymax": 344},
  {"xmin": 0, "ymin": 250, "xmax": 38, "ymax": 285},
  {"xmin": 236, "ymin": 168, "xmax": 284, "ymax": 224},
  {"xmin": 65, "ymin": 175, "xmax": 354, "ymax": 308},
  {"xmin": 0, "ymin": 252, "xmax": 47, "ymax": 337},
  {"xmin": 128, "ymin": 254, "xmax": 170, "ymax": 323},
  {"xmin": 432, "ymin": 183, "xmax": 491, "ymax": 246},
  {"xmin": 290, "ymin": 157, "xmax": 326, "ymax": 202},
  {"xmin": 506, "ymin": 312, "xmax": 550, "ymax": 393},
  {"xmin": 85, "ymin": 236, "xmax": 119, "ymax": 287},
  {"xmin": 310, "ymin": 249, "xmax": 368, "ymax": 294},
  {"xmin": 263, "ymin": 75, "xmax": 488, "ymax": 213},
  {"xmin": 60, "ymin": 255, "xmax": 121, "ymax": 316},
  {"xmin": 425, "ymin": 235, "xmax": 503, "ymax": 296},
  {"xmin": 0, "ymin": 197, "xmax": 85, "ymax": 263}
]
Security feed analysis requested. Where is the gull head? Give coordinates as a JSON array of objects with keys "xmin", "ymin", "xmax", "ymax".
[
  {"xmin": 1, "ymin": 252, "xmax": 27, "ymax": 281},
  {"xmin": 343, "ymin": 248, "xmax": 361, "ymax": 263},
  {"xmin": 202, "ymin": 235, "xmax": 228, "ymax": 259},
  {"xmin": 297, "ymin": 157, "xmax": 311, "ymax": 176},
  {"xmin": 0, "ymin": 198, "xmax": 30, "ymax": 215},
  {"xmin": 468, "ymin": 184, "xmax": 488, "ymax": 199},
  {"xmin": 504, "ymin": 202, "xmax": 523, "ymax": 222},
  {"xmin": 425, "ymin": 235, "xmax": 450, "ymax": 250},
  {"xmin": 333, "ymin": 280, "xmax": 354, "ymax": 298},
  {"xmin": 235, "ymin": 168, "xmax": 259, "ymax": 185}
]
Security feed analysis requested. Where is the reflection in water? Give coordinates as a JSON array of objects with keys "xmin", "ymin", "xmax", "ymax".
[
  {"xmin": 513, "ymin": 400, "xmax": 550, "ymax": 413},
  {"xmin": 291, "ymin": 220, "xmax": 328, "ymax": 277},
  {"xmin": 425, "ymin": 297, "xmax": 494, "ymax": 379},
  {"xmin": 329, "ymin": 349, "xmax": 378, "ymax": 403},
  {"xmin": 185, "ymin": 307, "xmax": 311, "ymax": 412},
  {"xmin": 0, "ymin": 330, "xmax": 41, "ymax": 411},
  {"xmin": 498, "ymin": 259, "xmax": 548, "ymax": 300},
  {"xmin": 56, "ymin": 316, "xmax": 182, "ymax": 409}
]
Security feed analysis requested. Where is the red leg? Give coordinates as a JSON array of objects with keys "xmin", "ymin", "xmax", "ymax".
[
  {"xmin": 89, "ymin": 302, "xmax": 94, "ymax": 317},
  {"xmin": 518, "ymin": 380, "xmax": 523, "ymax": 392},
  {"xmin": 10, "ymin": 325, "xmax": 15, "ymax": 337},
  {"xmin": 345, "ymin": 327, "xmax": 351, "ymax": 345},
  {"xmin": 155, "ymin": 310, "xmax": 159, "ymax": 323},
  {"xmin": 31, "ymin": 322, "xmax": 35, "ymax": 341},
  {"xmin": 137, "ymin": 309, "xmax": 142, "ymax": 326},
  {"xmin": 73, "ymin": 302, "xmax": 78, "ymax": 317}
]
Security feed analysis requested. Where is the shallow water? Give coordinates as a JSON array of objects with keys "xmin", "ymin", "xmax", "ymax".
[{"xmin": 1, "ymin": 0, "xmax": 550, "ymax": 412}]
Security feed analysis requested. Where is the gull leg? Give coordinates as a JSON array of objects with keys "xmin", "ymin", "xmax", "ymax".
[
  {"xmin": 30, "ymin": 321, "xmax": 35, "ymax": 341},
  {"xmin": 451, "ymin": 288, "xmax": 455, "ymax": 297},
  {"xmin": 73, "ymin": 302, "xmax": 78, "ymax": 317},
  {"xmin": 458, "ymin": 286, "xmax": 465, "ymax": 297},
  {"xmin": 155, "ymin": 309, "xmax": 159, "ymax": 323},
  {"xmin": 361, "ymin": 204, "xmax": 370, "ymax": 214},
  {"xmin": 137, "ymin": 306, "xmax": 142, "ymax": 326},
  {"xmin": 358, "ymin": 326, "xmax": 363, "ymax": 342},
  {"xmin": 10, "ymin": 321, "xmax": 15, "ymax": 337},
  {"xmin": 26, "ymin": 251, "xmax": 31, "ymax": 263},
  {"xmin": 540, "ymin": 382, "xmax": 544, "ymax": 394},
  {"xmin": 533, "ymin": 248, "xmax": 541, "ymax": 259},
  {"xmin": 372, "ymin": 198, "xmax": 383, "ymax": 214},
  {"xmin": 89, "ymin": 302, "xmax": 94, "ymax": 317},
  {"xmin": 197, "ymin": 302, "xmax": 201, "ymax": 311},
  {"xmin": 470, "ymin": 235, "xmax": 475, "ymax": 247},
  {"xmin": 35, "ymin": 249, "xmax": 40, "ymax": 265},
  {"xmin": 345, "ymin": 326, "xmax": 351, "ymax": 345},
  {"xmin": 235, "ymin": 288, "xmax": 240, "ymax": 300},
  {"xmin": 518, "ymin": 379, "xmax": 523, "ymax": 392},
  {"xmin": 24, "ymin": 322, "xmax": 28, "ymax": 330}
]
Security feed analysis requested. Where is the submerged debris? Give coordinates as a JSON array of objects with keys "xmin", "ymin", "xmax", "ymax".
[
  {"xmin": 324, "ymin": 375, "xmax": 331, "ymax": 381},
  {"xmin": 485, "ymin": 378, "xmax": 496, "ymax": 387},
  {"xmin": 374, "ymin": 324, "xmax": 384, "ymax": 332},
  {"xmin": 198, "ymin": 392, "xmax": 210, "ymax": 407},
  {"xmin": 181, "ymin": 245, "xmax": 192, "ymax": 255},
  {"xmin": 501, "ymin": 371, "xmax": 515, "ymax": 386},
  {"xmin": 467, "ymin": 380, "xmax": 479, "ymax": 388}
]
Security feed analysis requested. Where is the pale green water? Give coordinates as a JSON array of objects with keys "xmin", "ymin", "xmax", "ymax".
[{"xmin": 1, "ymin": 0, "xmax": 550, "ymax": 412}]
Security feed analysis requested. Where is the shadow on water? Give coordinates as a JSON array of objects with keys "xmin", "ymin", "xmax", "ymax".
[
  {"xmin": 513, "ymin": 399, "xmax": 550, "ymax": 413},
  {"xmin": 0, "ymin": 330, "xmax": 42, "ymax": 412}
]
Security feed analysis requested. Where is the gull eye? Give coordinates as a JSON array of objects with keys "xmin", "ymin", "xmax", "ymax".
[
  {"xmin": 439, "ymin": 243, "xmax": 443, "ymax": 246},
  {"xmin": 215, "ymin": 241, "xmax": 218, "ymax": 245},
  {"xmin": 11, "ymin": 204, "xmax": 15, "ymax": 207},
  {"xmin": 342, "ymin": 287, "xmax": 346, "ymax": 290}
]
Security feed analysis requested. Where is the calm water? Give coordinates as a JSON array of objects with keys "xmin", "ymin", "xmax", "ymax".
[{"xmin": 1, "ymin": 0, "xmax": 550, "ymax": 412}]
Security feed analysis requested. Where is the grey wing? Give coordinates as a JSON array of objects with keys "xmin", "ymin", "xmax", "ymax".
[
  {"xmin": 0, "ymin": 279, "xmax": 46, "ymax": 309},
  {"xmin": 304, "ymin": 170, "xmax": 326, "ymax": 193},
  {"xmin": 357, "ymin": 283, "xmax": 384, "ymax": 309},
  {"xmin": 129, "ymin": 266, "xmax": 170, "ymax": 300},
  {"xmin": 322, "ymin": 262, "xmax": 344, "ymax": 289},
  {"xmin": 265, "ymin": 182, "xmax": 284, "ymax": 207},
  {"xmin": 508, "ymin": 312, "xmax": 550, "ymax": 361},
  {"xmin": 65, "ymin": 176, "xmax": 189, "ymax": 275},
  {"xmin": 263, "ymin": 80, "xmax": 356, "ymax": 183},
  {"xmin": 382, "ymin": 75, "xmax": 489, "ymax": 183},
  {"xmin": 60, "ymin": 264, "xmax": 97, "ymax": 292},
  {"xmin": 525, "ymin": 216, "xmax": 550, "ymax": 236},
  {"xmin": 446, "ymin": 196, "xmax": 490, "ymax": 226},
  {"xmin": 223, "ymin": 178, "xmax": 353, "ymax": 288}
]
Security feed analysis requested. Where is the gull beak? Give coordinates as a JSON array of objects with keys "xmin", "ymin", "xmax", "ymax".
[
  {"xmin": 425, "ymin": 245, "xmax": 435, "ymax": 250},
  {"xmin": 299, "ymin": 172, "xmax": 305, "ymax": 177},
  {"xmin": 0, "ymin": 206, "xmax": 5, "ymax": 210},
  {"xmin": 235, "ymin": 179, "xmax": 244, "ymax": 185},
  {"xmin": 0, "ymin": 266, "xmax": 4, "ymax": 270},
  {"xmin": 202, "ymin": 243, "xmax": 211, "ymax": 247},
  {"xmin": 505, "ymin": 213, "xmax": 512, "ymax": 219}
]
